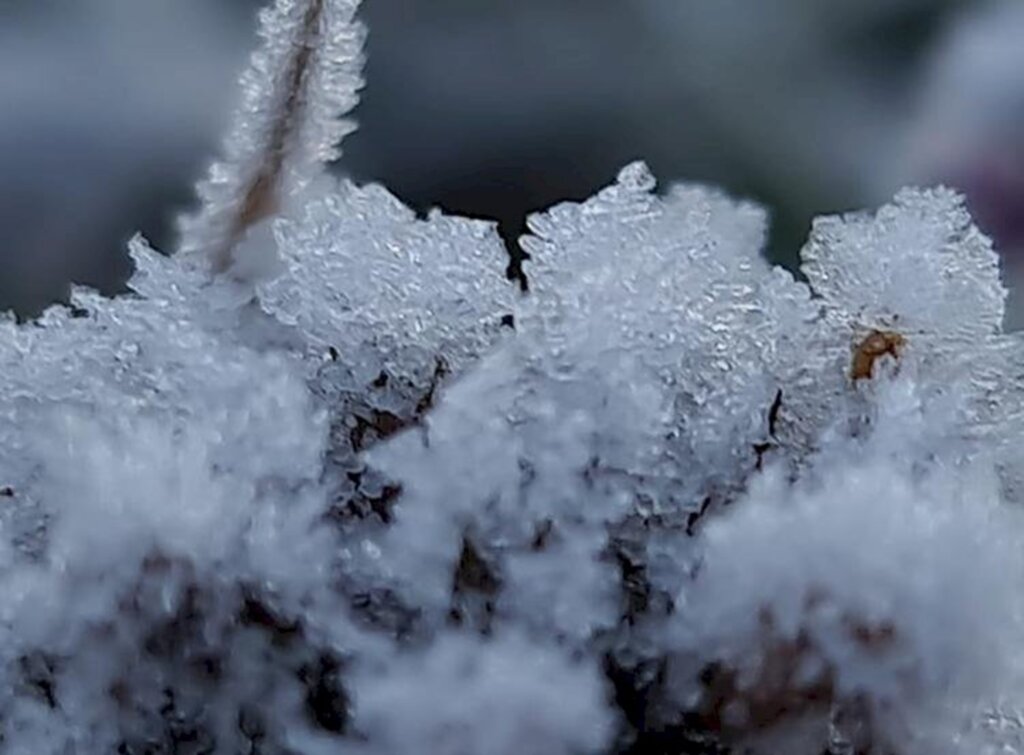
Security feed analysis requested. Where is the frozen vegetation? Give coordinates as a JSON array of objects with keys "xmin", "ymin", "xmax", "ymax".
[{"xmin": 2, "ymin": 0, "xmax": 1024, "ymax": 753}]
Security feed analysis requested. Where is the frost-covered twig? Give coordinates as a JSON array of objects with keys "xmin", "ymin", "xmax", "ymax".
[{"xmin": 178, "ymin": 0, "xmax": 364, "ymax": 273}]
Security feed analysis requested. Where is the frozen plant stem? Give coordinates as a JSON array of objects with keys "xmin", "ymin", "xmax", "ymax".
[
  {"xmin": 178, "ymin": 0, "xmax": 365, "ymax": 273},
  {"xmin": 224, "ymin": 0, "xmax": 325, "ymax": 269}
]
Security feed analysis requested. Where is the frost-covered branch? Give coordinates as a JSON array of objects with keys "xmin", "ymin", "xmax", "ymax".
[{"xmin": 178, "ymin": 0, "xmax": 364, "ymax": 273}]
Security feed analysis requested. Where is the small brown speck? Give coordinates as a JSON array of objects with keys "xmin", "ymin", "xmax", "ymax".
[{"xmin": 851, "ymin": 330, "xmax": 904, "ymax": 381}]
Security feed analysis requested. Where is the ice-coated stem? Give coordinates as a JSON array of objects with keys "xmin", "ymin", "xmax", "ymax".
[{"xmin": 178, "ymin": 0, "xmax": 365, "ymax": 273}]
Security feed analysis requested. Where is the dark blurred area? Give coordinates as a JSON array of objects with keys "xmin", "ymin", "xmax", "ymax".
[{"xmin": 3, "ymin": 0, "xmax": 1024, "ymax": 320}]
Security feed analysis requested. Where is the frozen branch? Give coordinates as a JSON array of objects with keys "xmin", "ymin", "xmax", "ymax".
[{"xmin": 178, "ymin": 0, "xmax": 365, "ymax": 273}]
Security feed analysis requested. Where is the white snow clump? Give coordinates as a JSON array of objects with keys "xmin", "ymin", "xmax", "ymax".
[{"xmin": 1, "ymin": 0, "xmax": 1024, "ymax": 753}]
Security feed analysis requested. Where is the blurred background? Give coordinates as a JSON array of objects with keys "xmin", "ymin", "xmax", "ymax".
[{"xmin": 2, "ymin": 0, "xmax": 1024, "ymax": 321}]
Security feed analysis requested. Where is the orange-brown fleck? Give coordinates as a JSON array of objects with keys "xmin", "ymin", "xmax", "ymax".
[{"xmin": 850, "ymin": 330, "xmax": 905, "ymax": 381}]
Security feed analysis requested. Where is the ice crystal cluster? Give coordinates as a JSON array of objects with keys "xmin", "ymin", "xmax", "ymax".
[{"xmin": 2, "ymin": 1, "xmax": 1024, "ymax": 753}]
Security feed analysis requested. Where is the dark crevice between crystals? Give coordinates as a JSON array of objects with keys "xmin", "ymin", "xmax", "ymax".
[{"xmin": 449, "ymin": 535, "xmax": 502, "ymax": 633}]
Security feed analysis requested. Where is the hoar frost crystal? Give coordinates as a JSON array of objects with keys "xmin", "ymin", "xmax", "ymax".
[{"xmin": 2, "ymin": 1, "xmax": 1024, "ymax": 753}]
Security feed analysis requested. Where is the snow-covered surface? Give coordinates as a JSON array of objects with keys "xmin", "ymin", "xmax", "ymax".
[{"xmin": 2, "ymin": 1, "xmax": 1024, "ymax": 753}]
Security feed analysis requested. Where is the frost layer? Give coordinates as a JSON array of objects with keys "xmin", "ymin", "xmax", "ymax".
[
  {"xmin": 3, "ymin": 3, "xmax": 1024, "ymax": 753},
  {"xmin": 4, "ymin": 158, "xmax": 1024, "ymax": 754}
]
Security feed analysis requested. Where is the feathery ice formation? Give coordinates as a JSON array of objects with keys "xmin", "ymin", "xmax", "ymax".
[{"xmin": 2, "ymin": 0, "xmax": 1024, "ymax": 753}]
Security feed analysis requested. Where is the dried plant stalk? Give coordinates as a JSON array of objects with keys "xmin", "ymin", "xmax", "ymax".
[{"xmin": 178, "ymin": 0, "xmax": 365, "ymax": 274}]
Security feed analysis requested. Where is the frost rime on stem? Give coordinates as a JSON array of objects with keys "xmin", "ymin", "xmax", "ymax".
[{"xmin": 178, "ymin": 0, "xmax": 365, "ymax": 273}]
